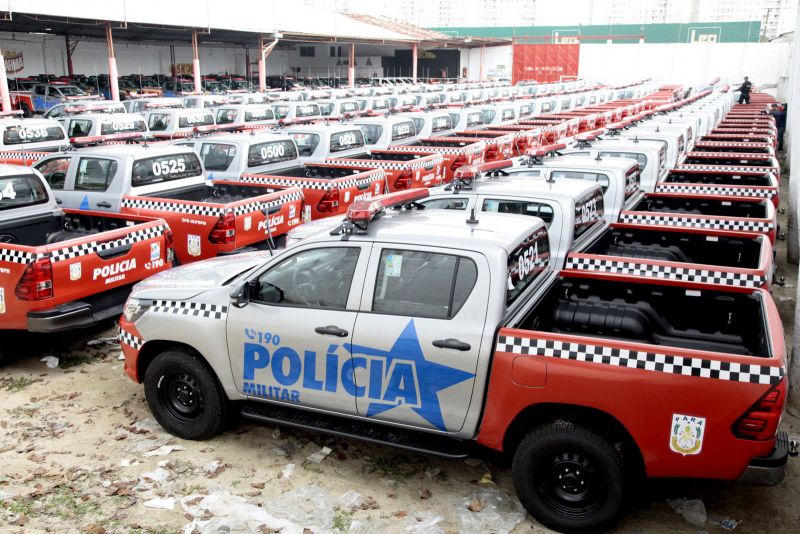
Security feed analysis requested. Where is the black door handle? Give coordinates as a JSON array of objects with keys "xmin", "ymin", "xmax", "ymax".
[
  {"xmin": 96, "ymin": 201, "xmax": 112, "ymax": 208},
  {"xmin": 55, "ymin": 198, "xmax": 63, "ymax": 204},
  {"xmin": 315, "ymin": 325, "xmax": 349, "ymax": 337},
  {"xmin": 432, "ymin": 338, "xmax": 471, "ymax": 351}
]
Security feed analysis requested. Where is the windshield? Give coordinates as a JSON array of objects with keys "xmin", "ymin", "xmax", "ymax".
[
  {"xmin": 131, "ymin": 152, "xmax": 203, "ymax": 186},
  {"xmin": 3, "ymin": 124, "xmax": 65, "ymax": 145},
  {"xmin": 0, "ymin": 174, "xmax": 49, "ymax": 211},
  {"xmin": 58, "ymin": 86, "xmax": 87, "ymax": 96}
]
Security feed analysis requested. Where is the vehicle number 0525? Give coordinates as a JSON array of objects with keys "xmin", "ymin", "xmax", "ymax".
[{"xmin": 152, "ymin": 159, "xmax": 186, "ymax": 176}]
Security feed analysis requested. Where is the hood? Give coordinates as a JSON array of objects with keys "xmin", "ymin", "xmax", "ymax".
[{"xmin": 131, "ymin": 251, "xmax": 273, "ymax": 300}]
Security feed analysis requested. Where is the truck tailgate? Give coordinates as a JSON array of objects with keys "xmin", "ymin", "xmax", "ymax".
[
  {"xmin": 385, "ymin": 140, "xmax": 486, "ymax": 182},
  {"xmin": 326, "ymin": 152, "xmax": 445, "ymax": 191}
]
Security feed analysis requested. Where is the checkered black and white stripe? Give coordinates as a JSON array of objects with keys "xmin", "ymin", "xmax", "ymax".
[
  {"xmin": 495, "ymin": 335, "xmax": 785, "ymax": 385},
  {"xmin": 150, "ymin": 300, "xmax": 228, "ymax": 320},
  {"xmin": 119, "ymin": 329, "xmax": 143, "ymax": 350},
  {"xmin": 0, "ymin": 247, "xmax": 37, "ymax": 265},
  {"xmin": 0, "ymin": 151, "xmax": 48, "ymax": 161},
  {"xmin": 687, "ymin": 152, "xmax": 772, "ymax": 160},
  {"xmin": 232, "ymin": 189, "xmax": 304, "ymax": 217},
  {"xmin": 337, "ymin": 171, "xmax": 386, "ymax": 189},
  {"xmin": 121, "ymin": 198, "xmax": 225, "ymax": 217},
  {"xmin": 49, "ymin": 224, "xmax": 168, "ymax": 263},
  {"xmin": 565, "ymin": 255, "xmax": 765, "ymax": 288},
  {"xmin": 656, "ymin": 184, "xmax": 775, "ymax": 199},
  {"xmin": 242, "ymin": 175, "xmax": 332, "ymax": 190},
  {"xmin": 695, "ymin": 141, "xmax": 771, "ymax": 149},
  {"xmin": 620, "ymin": 213, "xmax": 774, "ymax": 233},
  {"xmin": 675, "ymin": 164, "xmax": 769, "ymax": 174}
]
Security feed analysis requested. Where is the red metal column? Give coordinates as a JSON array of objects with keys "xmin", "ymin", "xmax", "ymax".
[
  {"xmin": 0, "ymin": 47, "xmax": 11, "ymax": 112},
  {"xmin": 412, "ymin": 43, "xmax": 418, "ymax": 83},
  {"xmin": 348, "ymin": 43, "xmax": 355, "ymax": 87},
  {"xmin": 192, "ymin": 30, "xmax": 202, "ymax": 94},
  {"xmin": 105, "ymin": 23, "xmax": 120, "ymax": 101},
  {"xmin": 258, "ymin": 34, "xmax": 267, "ymax": 92}
]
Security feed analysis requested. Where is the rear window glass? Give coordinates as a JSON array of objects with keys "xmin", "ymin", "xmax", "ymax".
[
  {"xmin": 466, "ymin": 112, "xmax": 483, "ymax": 127},
  {"xmin": 371, "ymin": 99, "xmax": 389, "ymax": 110},
  {"xmin": 178, "ymin": 112, "xmax": 214, "ymax": 128},
  {"xmin": 391, "ymin": 122, "xmax": 415, "ymax": 141},
  {"xmin": 482, "ymin": 199, "xmax": 554, "ymax": 225},
  {"xmin": 507, "ymin": 227, "xmax": 550, "ymax": 306},
  {"xmin": 518, "ymin": 104, "xmax": 532, "ymax": 117},
  {"xmin": 0, "ymin": 174, "xmax": 48, "ymax": 210},
  {"xmin": 248, "ymin": 140, "xmax": 297, "ymax": 167},
  {"xmin": 147, "ymin": 113, "xmax": 171, "ymax": 131},
  {"xmin": 560, "ymin": 99, "xmax": 572, "ymax": 110},
  {"xmin": 574, "ymin": 188, "xmax": 605, "ymax": 239},
  {"xmin": 100, "ymin": 117, "xmax": 146, "ymax": 135},
  {"xmin": 244, "ymin": 107, "xmax": 275, "ymax": 122},
  {"xmin": 288, "ymin": 133, "xmax": 320, "ymax": 157},
  {"xmin": 200, "ymin": 143, "xmax": 237, "ymax": 171},
  {"xmin": 330, "ymin": 130, "xmax": 365, "ymax": 153},
  {"xmin": 216, "ymin": 108, "xmax": 239, "ymax": 124},
  {"xmin": 3, "ymin": 124, "xmax": 65, "ymax": 145},
  {"xmin": 501, "ymin": 109, "xmax": 515, "ymax": 121},
  {"xmin": 541, "ymin": 101, "xmax": 553, "ymax": 113},
  {"xmin": 131, "ymin": 152, "xmax": 203, "ymax": 186},
  {"xmin": 599, "ymin": 151, "xmax": 647, "ymax": 172},
  {"xmin": 296, "ymin": 104, "xmax": 320, "ymax": 118},
  {"xmin": 340, "ymin": 102, "xmax": 359, "ymax": 113},
  {"xmin": 431, "ymin": 115, "xmax": 452, "ymax": 133}
]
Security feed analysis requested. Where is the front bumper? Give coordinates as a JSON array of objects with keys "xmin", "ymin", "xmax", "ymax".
[{"xmin": 738, "ymin": 431, "xmax": 792, "ymax": 486}]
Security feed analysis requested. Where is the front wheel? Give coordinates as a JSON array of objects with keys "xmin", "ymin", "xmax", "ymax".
[
  {"xmin": 143, "ymin": 348, "xmax": 226, "ymax": 440},
  {"xmin": 512, "ymin": 422, "xmax": 627, "ymax": 533}
]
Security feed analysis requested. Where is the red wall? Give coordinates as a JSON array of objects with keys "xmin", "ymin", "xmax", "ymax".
[{"xmin": 512, "ymin": 44, "xmax": 580, "ymax": 83}]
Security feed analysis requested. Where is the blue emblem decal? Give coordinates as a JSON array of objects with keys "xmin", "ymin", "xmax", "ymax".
[{"xmin": 79, "ymin": 195, "xmax": 90, "ymax": 210}]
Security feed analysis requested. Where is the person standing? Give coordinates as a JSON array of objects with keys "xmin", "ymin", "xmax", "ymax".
[
  {"xmin": 766, "ymin": 103, "xmax": 787, "ymax": 151},
  {"xmin": 736, "ymin": 76, "xmax": 752, "ymax": 104}
]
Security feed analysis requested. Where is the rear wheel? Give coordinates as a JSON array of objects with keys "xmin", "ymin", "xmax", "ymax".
[
  {"xmin": 512, "ymin": 422, "xmax": 627, "ymax": 533},
  {"xmin": 143, "ymin": 348, "xmax": 226, "ymax": 440}
]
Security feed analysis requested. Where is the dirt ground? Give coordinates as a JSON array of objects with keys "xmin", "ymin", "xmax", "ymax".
[{"xmin": 1, "ymin": 157, "xmax": 798, "ymax": 534}]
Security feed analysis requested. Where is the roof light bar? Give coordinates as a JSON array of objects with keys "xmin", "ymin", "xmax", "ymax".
[{"xmin": 346, "ymin": 188, "xmax": 430, "ymax": 224}]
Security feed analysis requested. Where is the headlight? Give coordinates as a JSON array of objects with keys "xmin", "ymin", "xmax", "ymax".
[{"xmin": 123, "ymin": 298, "xmax": 150, "ymax": 323}]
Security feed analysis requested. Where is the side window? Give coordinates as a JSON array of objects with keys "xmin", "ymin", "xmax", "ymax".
[
  {"xmin": 482, "ymin": 199, "xmax": 554, "ymax": 225},
  {"xmin": 47, "ymin": 105, "xmax": 64, "ymax": 118},
  {"xmin": 255, "ymin": 247, "xmax": 360, "ymax": 309},
  {"xmin": 200, "ymin": 143, "xmax": 237, "ymax": 171},
  {"xmin": 358, "ymin": 124, "xmax": 383, "ymax": 145},
  {"xmin": 551, "ymin": 170, "xmax": 610, "ymax": 192},
  {"xmin": 34, "ymin": 157, "xmax": 72, "ymax": 190},
  {"xmin": 68, "ymin": 119, "xmax": 92, "ymax": 138},
  {"xmin": 48, "ymin": 87, "xmax": 61, "ymax": 97},
  {"xmin": 35, "ymin": 85, "xmax": 46, "ymax": 96},
  {"xmin": 75, "ymin": 158, "xmax": 118, "ymax": 191},
  {"xmin": 600, "ymin": 151, "xmax": 647, "ymax": 172},
  {"xmin": 420, "ymin": 197, "xmax": 469, "ymax": 210},
  {"xmin": 372, "ymin": 249, "xmax": 477, "ymax": 319},
  {"xmin": 288, "ymin": 133, "xmax": 320, "ymax": 157}
]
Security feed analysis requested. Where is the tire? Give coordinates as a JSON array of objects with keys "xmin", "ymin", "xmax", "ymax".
[
  {"xmin": 143, "ymin": 348, "xmax": 226, "ymax": 440},
  {"xmin": 512, "ymin": 421, "xmax": 627, "ymax": 533}
]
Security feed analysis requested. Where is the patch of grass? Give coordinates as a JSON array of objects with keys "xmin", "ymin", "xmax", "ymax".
[
  {"xmin": 301, "ymin": 461, "xmax": 323, "ymax": 473},
  {"xmin": 4, "ymin": 376, "xmax": 34, "ymax": 391},
  {"xmin": 42, "ymin": 485, "xmax": 98, "ymax": 520},
  {"xmin": 230, "ymin": 479, "xmax": 241, "ymax": 487},
  {"xmin": 333, "ymin": 509, "xmax": 352, "ymax": 532},
  {"xmin": 6, "ymin": 405, "xmax": 39, "ymax": 417},
  {"xmin": 3, "ymin": 499, "xmax": 33, "ymax": 516},
  {"xmin": 58, "ymin": 353, "xmax": 99, "ymax": 369},
  {"xmin": 364, "ymin": 454, "xmax": 426, "ymax": 481}
]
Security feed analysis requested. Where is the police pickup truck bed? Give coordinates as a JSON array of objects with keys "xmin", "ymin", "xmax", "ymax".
[
  {"xmin": 327, "ymin": 151, "xmax": 445, "ymax": 192},
  {"xmin": 385, "ymin": 137, "xmax": 486, "ymax": 182},
  {"xmin": 656, "ymin": 165, "xmax": 779, "ymax": 207},
  {"xmin": 119, "ymin": 189, "xmax": 789, "ymax": 533},
  {"xmin": 0, "ymin": 166, "xmax": 173, "ymax": 334}
]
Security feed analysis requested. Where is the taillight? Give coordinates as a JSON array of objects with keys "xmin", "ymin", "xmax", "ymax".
[
  {"xmin": 394, "ymin": 170, "xmax": 413, "ymax": 190},
  {"xmin": 733, "ymin": 380, "xmax": 786, "ymax": 440},
  {"xmin": 163, "ymin": 228, "xmax": 175, "ymax": 263},
  {"xmin": 317, "ymin": 187, "xmax": 340, "ymax": 213},
  {"xmin": 450, "ymin": 154, "xmax": 467, "ymax": 171},
  {"xmin": 15, "ymin": 256, "xmax": 53, "ymax": 301},
  {"xmin": 209, "ymin": 211, "xmax": 236, "ymax": 244}
]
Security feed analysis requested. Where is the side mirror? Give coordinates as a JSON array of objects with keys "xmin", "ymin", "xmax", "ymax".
[{"xmin": 230, "ymin": 280, "xmax": 254, "ymax": 308}]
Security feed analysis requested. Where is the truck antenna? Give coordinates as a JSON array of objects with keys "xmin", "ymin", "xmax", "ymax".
[
  {"xmin": 466, "ymin": 207, "xmax": 479, "ymax": 225},
  {"xmin": 262, "ymin": 208, "xmax": 276, "ymax": 256}
]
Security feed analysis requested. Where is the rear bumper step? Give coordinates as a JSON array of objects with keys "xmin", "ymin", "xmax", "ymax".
[
  {"xmin": 240, "ymin": 401, "xmax": 470, "ymax": 458},
  {"xmin": 739, "ymin": 431, "xmax": 791, "ymax": 486}
]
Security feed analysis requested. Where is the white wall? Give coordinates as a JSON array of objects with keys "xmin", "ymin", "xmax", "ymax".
[
  {"xmin": 459, "ymin": 46, "xmax": 513, "ymax": 81},
  {"xmin": 578, "ymin": 42, "xmax": 792, "ymax": 87}
]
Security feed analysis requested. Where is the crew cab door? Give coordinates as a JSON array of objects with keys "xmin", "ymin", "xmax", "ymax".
[
  {"xmin": 33, "ymin": 155, "xmax": 75, "ymax": 206},
  {"xmin": 350, "ymin": 245, "xmax": 490, "ymax": 433},
  {"xmin": 61, "ymin": 156, "xmax": 121, "ymax": 212},
  {"xmin": 226, "ymin": 243, "xmax": 370, "ymax": 414}
]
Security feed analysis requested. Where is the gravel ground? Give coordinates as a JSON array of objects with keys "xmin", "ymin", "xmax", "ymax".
[{"xmin": 0, "ymin": 156, "xmax": 797, "ymax": 534}]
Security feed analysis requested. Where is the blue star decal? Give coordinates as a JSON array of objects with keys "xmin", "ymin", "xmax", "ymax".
[{"xmin": 345, "ymin": 320, "xmax": 475, "ymax": 431}]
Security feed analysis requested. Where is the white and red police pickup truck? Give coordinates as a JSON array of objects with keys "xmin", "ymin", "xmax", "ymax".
[
  {"xmin": 32, "ymin": 146, "xmax": 305, "ymax": 263},
  {"xmin": 119, "ymin": 188, "xmax": 791, "ymax": 533},
  {"xmin": 0, "ymin": 165, "xmax": 173, "ymax": 336},
  {"xmin": 384, "ymin": 137, "xmax": 487, "ymax": 182}
]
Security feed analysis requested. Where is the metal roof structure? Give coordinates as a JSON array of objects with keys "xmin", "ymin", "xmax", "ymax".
[{"xmin": 0, "ymin": 0, "xmax": 507, "ymax": 47}]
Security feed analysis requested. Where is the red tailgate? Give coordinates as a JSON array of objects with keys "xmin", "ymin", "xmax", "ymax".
[{"xmin": 327, "ymin": 152, "xmax": 445, "ymax": 191}]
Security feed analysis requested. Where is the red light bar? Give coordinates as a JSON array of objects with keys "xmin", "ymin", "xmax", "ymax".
[
  {"xmin": 346, "ymin": 189, "xmax": 430, "ymax": 223},
  {"xmin": 527, "ymin": 143, "xmax": 567, "ymax": 157},
  {"xmin": 575, "ymin": 129, "xmax": 604, "ymax": 141},
  {"xmin": 454, "ymin": 159, "xmax": 514, "ymax": 180}
]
